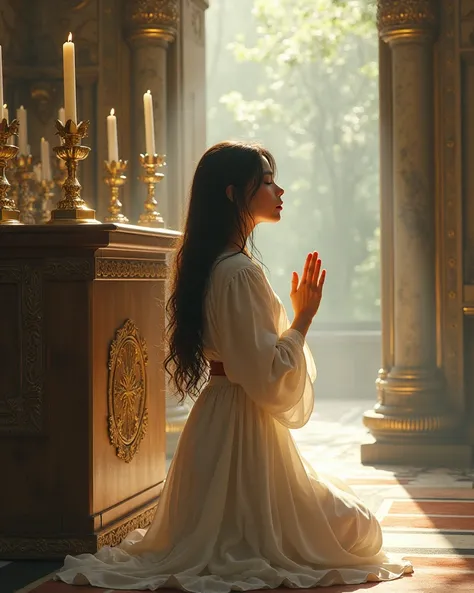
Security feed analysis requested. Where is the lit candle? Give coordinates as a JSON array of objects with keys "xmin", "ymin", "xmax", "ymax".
[
  {"xmin": 107, "ymin": 108, "xmax": 119, "ymax": 163},
  {"xmin": 40, "ymin": 137, "xmax": 51, "ymax": 181},
  {"xmin": 143, "ymin": 90, "xmax": 155, "ymax": 155},
  {"xmin": 0, "ymin": 46, "xmax": 4, "ymax": 120},
  {"xmin": 17, "ymin": 106, "xmax": 28, "ymax": 155},
  {"xmin": 63, "ymin": 33, "xmax": 77, "ymax": 123}
]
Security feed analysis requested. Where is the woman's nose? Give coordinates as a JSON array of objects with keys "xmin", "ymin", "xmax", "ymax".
[{"xmin": 276, "ymin": 184, "xmax": 284, "ymax": 197}]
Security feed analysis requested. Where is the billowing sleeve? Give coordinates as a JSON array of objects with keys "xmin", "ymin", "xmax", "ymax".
[{"xmin": 213, "ymin": 264, "xmax": 316, "ymax": 429}]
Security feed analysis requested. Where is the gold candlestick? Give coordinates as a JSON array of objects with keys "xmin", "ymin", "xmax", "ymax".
[
  {"xmin": 0, "ymin": 118, "xmax": 21, "ymax": 225},
  {"xmin": 14, "ymin": 154, "xmax": 36, "ymax": 225},
  {"xmin": 138, "ymin": 153, "xmax": 165, "ymax": 228},
  {"xmin": 104, "ymin": 159, "xmax": 129, "ymax": 223},
  {"xmin": 39, "ymin": 179, "xmax": 55, "ymax": 224},
  {"xmin": 49, "ymin": 119, "xmax": 99, "ymax": 224}
]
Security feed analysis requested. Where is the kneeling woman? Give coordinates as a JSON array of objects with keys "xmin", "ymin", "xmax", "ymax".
[{"xmin": 57, "ymin": 141, "xmax": 412, "ymax": 591}]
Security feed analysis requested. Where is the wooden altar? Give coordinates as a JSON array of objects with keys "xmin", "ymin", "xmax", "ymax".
[{"xmin": 0, "ymin": 224, "xmax": 179, "ymax": 559}]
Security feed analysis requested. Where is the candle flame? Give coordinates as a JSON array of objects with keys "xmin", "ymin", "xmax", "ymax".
[
  {"xmin": 146, "ymin": 89, "xmax": 151, "ymax": 94},
  {"xmin": 2, "ymin": 103, "xmax": 6, "ymax": 109},
  {"xmin": 110, "ymin": 108, "xmax": 115, "ymax": 116},
  {"xmin": 68, "ymin": 32, "xmax": 72, "ymax": 42}
]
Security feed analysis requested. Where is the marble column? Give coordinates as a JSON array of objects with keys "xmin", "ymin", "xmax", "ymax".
[
  {"xmin": 123, "ymin": 0, "xmax": 179, "ymax": 226},
  {"xmin": 167, "ymin": 0, "xmax": 209, "ymax": 232},
  {"xmin": 361, "ymin": 0, "xmax": 463, "ymax": 465},
  {"xmin": 124, "ymin": 1, "xmax": 192, "ymax": 458}
]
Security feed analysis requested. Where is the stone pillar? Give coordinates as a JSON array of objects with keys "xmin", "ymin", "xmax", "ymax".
[
  {"xmin": 361, "ymin": 0, "xmax": 466, "ymax": 466},
  {"xmin": 124, "ymin": 1, "xmax": 193, "ymax": 459},
  {"xmin": 167, "ymin": 0, "xmax": 209, "ymax": 232},
  {"xmin": 123, "ymin": 0, "xmax": 179, "ymax": 225},
  {"xmin": 163, "ymin": 0, "xmax": 209, "ymax": 456}
]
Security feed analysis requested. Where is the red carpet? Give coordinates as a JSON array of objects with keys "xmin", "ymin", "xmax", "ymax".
[{"xmin": 22, "ymin": 486, "xmax": 474, "ymax": 593}]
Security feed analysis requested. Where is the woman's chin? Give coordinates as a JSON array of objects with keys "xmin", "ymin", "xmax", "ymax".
[{"xmin": 255, "ymin": 211, "xmax": 282, "ymax": 225}]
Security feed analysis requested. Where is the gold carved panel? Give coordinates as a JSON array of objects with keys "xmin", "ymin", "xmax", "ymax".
[
  {"xmin": 0, "ymin": 504, "xmax": 157, "ymax": 557},
  {"xmin": 96, "ymin": 258, "xmax": 168, "ymax": 280},
  {"xmin": 108, "ymin": 319, "xmax": 149, "ymax": 463},
  {"xmin": 124, "ymin": 0, "xmax": 180, "ymax": 43},
  {"xmin": 97, "ymin": 505, "xmax": 157, "ymax": 548},
  {"xmin": 377, "ymin": 0, "xmax": 438, "ymax": 41}
]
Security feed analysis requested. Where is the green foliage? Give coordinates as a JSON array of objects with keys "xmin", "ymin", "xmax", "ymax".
[{"xmin": 206, "ymin": 0, "xmax": 381, "ymax": 323}]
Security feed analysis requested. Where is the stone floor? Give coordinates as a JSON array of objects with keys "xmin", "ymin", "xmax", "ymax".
[
  {"xmin": 291, "ymin": 399, "xmax": 474, "ymax": 510},
  {"xmin": 3, "ymin": 399, "xmax": 474, "ymax": 593}
]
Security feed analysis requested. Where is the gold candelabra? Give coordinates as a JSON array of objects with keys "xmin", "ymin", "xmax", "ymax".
[
  {"xmin": 49, "ymin": 119, "xmax": 99, "ymax": 224},
  {"xmin": 39, "ymin": 179, "xmax": 55, "ymax": 224},
  {"xmin": 104, "ymin": 160, "xmax": 129, "ymax": 223},
  {"xmin": 13, "ymin": 154, "xmax": 36, "ymax": 225},
  {"xmin": 138, "ymin": 153, "xmax": 165, "ymax": 228},
  {"xmin": 0, "ymin": 118, "xmax": 20, "ymax": 225}
]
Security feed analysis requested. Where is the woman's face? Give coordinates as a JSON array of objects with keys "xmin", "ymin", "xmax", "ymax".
[{"xmin": 248, "ymin": 156, "xmax": 284, "ymax": 225}]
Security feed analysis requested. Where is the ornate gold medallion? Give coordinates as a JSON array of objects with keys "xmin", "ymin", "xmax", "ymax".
[{"xmin": 108, "ymin": 320, "xmax": 149, "ymax": 462}]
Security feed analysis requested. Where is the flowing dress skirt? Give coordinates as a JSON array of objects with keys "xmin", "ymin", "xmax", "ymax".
[{"xmin": 57, "ymin": 377, "xmax": 412, "ymax": 591}]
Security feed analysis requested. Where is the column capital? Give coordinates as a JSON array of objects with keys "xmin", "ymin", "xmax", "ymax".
[
  {"xmin": 124, "ymin": 0, "xmax": 180, "ymax": 46},
  {"xmin": 377, "ymin": 0, "xmax": 438, "ymax": 44}
]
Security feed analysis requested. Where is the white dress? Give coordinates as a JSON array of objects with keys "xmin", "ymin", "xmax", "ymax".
[{"xmin": 57, "ymin": 252, "xmax": 412, "ymax": 591}]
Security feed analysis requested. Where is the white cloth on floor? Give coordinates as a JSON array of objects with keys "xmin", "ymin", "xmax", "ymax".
[{"xmin": 56, "ymin": 251, "xmax": 412, "ymax": 591}]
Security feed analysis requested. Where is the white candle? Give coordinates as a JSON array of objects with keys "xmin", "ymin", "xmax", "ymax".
[
  {"xmin": 63, "ymin": 33, "xmax": 77, "ymax": 123},
  {"xmin": 107, "ymin": 108, "xmax": 119, "ymax": 162},
  {"xmin": 40, "ymin": 137, "xmax": 51, "ymax": 181},
  {"xmin": 143, "ymin": 90, "xmax": 155, "ymax": 155},
  {"xmin": 17, "ymin": 106, "xmax": 28, "ymax": 155},
  {"xmin": 0, "ymin": 46, "xmax": 4, "ymax": 120}
]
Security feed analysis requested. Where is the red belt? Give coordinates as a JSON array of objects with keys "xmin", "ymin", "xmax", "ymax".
[{"xmin": 209, "ymin": 361, "xmax": 226, "ymax": 376}]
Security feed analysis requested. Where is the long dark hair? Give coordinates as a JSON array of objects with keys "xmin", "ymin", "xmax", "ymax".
[{"xmin": 164, "ymin": 141, "xmax": 276, "ymax": 402}]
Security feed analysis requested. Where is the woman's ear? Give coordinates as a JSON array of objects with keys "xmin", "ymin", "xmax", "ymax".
[{"xmin": 225, "ymin": 185, "xmax": 235, "ymax": 202}]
